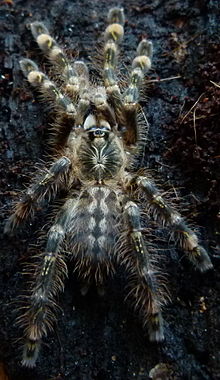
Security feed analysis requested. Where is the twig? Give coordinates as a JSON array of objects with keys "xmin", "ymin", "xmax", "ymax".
[
  {"xmin": 210, "ymin": 80, "xmax": 220, "ymax": 88},
  {"xmin": 147, "ymin": 75, "xmax": 181, "ymax": 83},
  {"xmin": 193, "ymin": 108, "xmax": 197, "ymax": 145},
  {"xmin": 180, "ymin": 92, "xmax": 205, "ymax": 124}
]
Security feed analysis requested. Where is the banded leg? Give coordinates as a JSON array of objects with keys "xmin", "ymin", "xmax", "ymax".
[
  {"xmin": 135, "ymin": 176, "xmax": 213, "ymax": 271},
  {"xmin": 123, "ymin": 40, "xmax": 153, "ymax": 145},
  {"xmin": 93, "ymin": 90, "xmax": 117, "ymax": 127},
  {"xmin": 103, "ymin": 8, "xmax": 125, "ymax": 115},
  {"xmin": 67, "ymin": 60, "xmax": 90, "ymax": 126},
  {"xmin": 4, "ymin": 156, "xmax": 71, "ymax": 233},
  {"xmin": 20, "ymin": 59, "xmax": 76, "ymax": 115},
  {"xmin": 124, "ymin": 201, "xmax": 164, "ymax": 341},
  {"xmin": 21, "ymin": 216, "xmax": 68, "ymax": 367},
  {"xmin": 30, "ymin": 22, "xmax": 89, "ymax": 99}
]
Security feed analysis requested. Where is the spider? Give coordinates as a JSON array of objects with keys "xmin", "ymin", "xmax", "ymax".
[{"xmin": 5, "ymin": 7, "xmax": 213, "ymax": 367}]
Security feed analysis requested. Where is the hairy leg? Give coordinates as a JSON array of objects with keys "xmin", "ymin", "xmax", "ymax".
[
  {"xmin": 103, "ymin": 8, "xmax": 125, "ymax": 119},
  {"xmin": 20, "ymin": 59, "xmax": 76, "ymax": 115},
  {"xmin": 122, "ymin": 39, "xmax": 153, "ymax": 146},
  {"xmin": 20, "ymin": 197, "xmax": 78, "ymax": 367},
  {"xmin": 134, "ymin": 175, "xmax": 213, "ymax": 271},
  {"xmin": 30, "ymin": 21, "xmax": 89, "ymax": 99},
  {"xmin": 4, "ymin": 156, "xmax": 71, "ymax": 233},
  {"xmin": 124, "ymin": 200, "xmax": 165, "ymax": 341}
]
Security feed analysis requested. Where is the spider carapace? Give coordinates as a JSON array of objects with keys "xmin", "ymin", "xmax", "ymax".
[{"xmin": 5, "ymin": 7, "xmax": 213, "ymax": 367}]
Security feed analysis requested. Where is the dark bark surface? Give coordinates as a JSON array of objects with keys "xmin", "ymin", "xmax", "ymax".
[{"xmin": 0, "ymin": 0, "xmax": 220, "ymax": 379}]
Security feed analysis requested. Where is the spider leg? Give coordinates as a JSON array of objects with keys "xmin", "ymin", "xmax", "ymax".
[
  {"xmin": 124, "ymin": 201, "xmax": 164, "ymax": 341},
  {"xmin": 124, "ymin": 39, "xmax": 153, "ymax": 105},
  {"xmin": 135, "ymin": 176, "xmax": 213, "ymax": 271},
  {"xmin": 20, "ymin": 58, "xmax": 76, "ymax": 116},
  {"xmin": 93, "ymin": 89, "xmax": 117, "ymax": 127},
  {"xmin": 30, "ymin": 22, "xmax": 89, "ymax": 100},
  {"xmin": 20, "ymin": 58, "xmax": 78, "ymax": 148},
  {"xmin": 122, "ymin": 39, "xmax": 153, "ymax": 146},
  {"xmin": 21, "ymin": 24, "xmax": 91, "ymax": 145},
  {"xmin": 4, "ymin": 156, "xmax": 71, "ymax": 233},
  {"xmin": 21, "ymin": 210, "xmax": 69, "ymax": 367},
  {"xmin": 103, "ymin": 8, "xmax": 125, "ymax": 116}
]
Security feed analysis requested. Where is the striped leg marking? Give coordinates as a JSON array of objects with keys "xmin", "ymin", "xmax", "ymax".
[
  {"xmin": 124, "ymin": 39, "xmax": 153, "ymax": 105},
  {"xmin": 122, "ymin": 40, "xmax": 153, "ymax": 145},
  {"xmin": 20, "ymin": 194, "xmax": 80, "ymax": 367},
  {"xmin": 30, "ymin": 22, "xmax": 89, "ymax": 99},
  {"xmin": 20, "ymin": 59, "xmax": 76, "ymax": 115},
  {"xmin": 136, "ymin": 176, "xmax": 213, "ymax": 272},
  {"xmin": 124, "ymin": 201, "xmax": 164, "ymax": 341},
  {"xmin": 21, "ymin": 196, "xmax": 81, "ymax": 367},
  {"xmin": 21, "ymin": 222, "xmax": 67, "ymax": 367},
  {"xmin": 103, "ymin": 8, "xmax": 124, "ymax": 116}
]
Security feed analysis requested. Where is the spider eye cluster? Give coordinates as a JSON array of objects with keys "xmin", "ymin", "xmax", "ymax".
[
  {"xmin": 83, "ymin": 114, "xmax": 111, "ymax": 139},
  {"xmin": 87, "ymin": 126, "xmax": 110, "ymax": 139}
]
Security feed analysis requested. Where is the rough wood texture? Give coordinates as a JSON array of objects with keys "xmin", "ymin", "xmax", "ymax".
[{"xmin": 1, "ymin": 0, "xmax": 220, "ymax": 379}]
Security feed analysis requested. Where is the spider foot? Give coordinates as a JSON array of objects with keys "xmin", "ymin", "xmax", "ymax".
[
  {"xmin": 80, "ymin": 283, "xmax": 90, "ymax": 296},
  {"xmin": 97, "ymin": 285, "xmax": 105, "ymax": 297},
  {"xmin": 22, "ymin": 339, "xmax": 40, "ymax": 368},
  {"xmin": 189, "ymin": 246, "xmax": 213, "ymax": 272},
  {"xmin": 147, "ymin": 312, "xmax": 164, "ymax": 342}
]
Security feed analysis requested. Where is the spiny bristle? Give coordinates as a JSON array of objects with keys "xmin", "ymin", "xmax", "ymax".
[
  {"xmin": 188, "ymin": 246, "xmax": 213, "ymax": 272},
  {"xmin": 4, "ymin": 200, "xmax": 35, "ymax": 234}
]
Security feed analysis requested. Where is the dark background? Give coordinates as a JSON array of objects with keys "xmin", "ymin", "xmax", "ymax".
[{"xmin": 0, "ymin": 0, "xmax": 220, "ymax": 379}]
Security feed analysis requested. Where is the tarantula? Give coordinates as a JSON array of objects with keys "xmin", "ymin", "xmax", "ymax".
[{"xmin": 5, "ymin": 7, "xmax": 213, "ymax": 367}]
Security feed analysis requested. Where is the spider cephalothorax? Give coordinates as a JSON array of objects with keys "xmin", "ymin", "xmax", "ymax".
[
  {"xmin": 74, "ymin": 115, "xmax": 126, "ymax": 182},
  {"xmin": 5, "ymin": 7, "xmax": 213, "ymax": 367}
]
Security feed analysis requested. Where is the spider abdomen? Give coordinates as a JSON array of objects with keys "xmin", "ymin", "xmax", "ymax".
[{"xmin": 67, "ymin": 186, "xmax": 121, "ymax": 282}]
